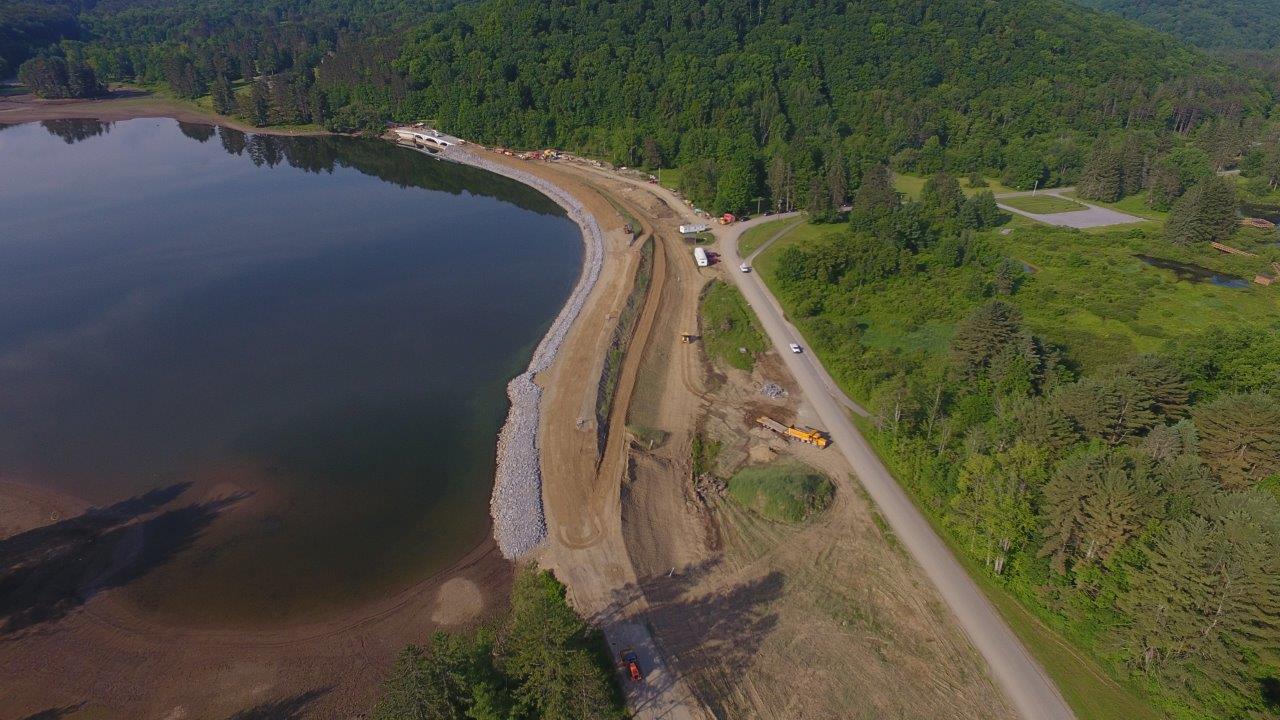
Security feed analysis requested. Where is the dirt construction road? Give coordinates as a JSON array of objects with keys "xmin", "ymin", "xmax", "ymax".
[{"xmin": 718, "ymin": 217, "xmax": 1076, "ymax": 720}]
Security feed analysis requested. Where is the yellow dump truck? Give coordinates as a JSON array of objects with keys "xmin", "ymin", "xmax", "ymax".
[{"xmin": 755, "ymin": 416, "xmax": 829, "ymax": 448}]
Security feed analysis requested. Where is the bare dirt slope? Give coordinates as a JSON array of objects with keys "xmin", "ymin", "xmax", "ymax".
[{"xmin": 552, "ymin": 167, "xmax": 1020, "ymax": 719}]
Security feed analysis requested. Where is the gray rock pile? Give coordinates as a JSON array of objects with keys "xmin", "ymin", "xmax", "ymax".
[{"xmin": 444, "ymin": 147, "xmax": 604, "ymax": 559}]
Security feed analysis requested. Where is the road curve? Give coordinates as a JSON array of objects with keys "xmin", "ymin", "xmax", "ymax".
[{"xmin": 718, "ymin": 215, "xmax": 1075, "ymax": 720}]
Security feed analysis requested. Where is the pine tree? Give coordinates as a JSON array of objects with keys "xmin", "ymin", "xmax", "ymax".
[
  {"xmin": 1165, "ymin": 175, "xmax": 1239, "ymax": 245},
  {"xmin": 1078, "ymin": 142, "xmax": 1124, "ymax": 202},
  {"xmin": 501, "ymin": 569, "xmax": 619, "ymax": 720},
  {"xmin": 372, "ymin": 637, "xmax": 471, "ymax": 720},
  {"xmin": 1040, "ymin": 446, "xmax": 1162, "ymax": 574},
  {"xmin": 244, "ymin": 78, "xmax": 271, "ymax": 127},
  {"xmin": 1118, "ymin": 491, "xmax": 1280, "ymax": 713},
  {"xmin": 211, "ymin": 75, "xmax": 236, "ymax": 115},
  {"xmin": 1193, "ymin": 393, "xmax": 1280, "ymax": 489},
  {"xmin": 950, "ymin": 301, "xmax": 1038, "ymax": 381},
  {"xmin": 851, "ymin": 164, "xmax": 900, "ymax": 220},
  {"xmin": 1145, "ymin": 160, "xmax": 1184, "ymax": 211},
  {"xmin": 994, "ymin": 258, "xmax": 1021, "ymax": 295},
  {"xmin": 1120, "ymin": 133, "xmax": 1149, "ymax": 197}
]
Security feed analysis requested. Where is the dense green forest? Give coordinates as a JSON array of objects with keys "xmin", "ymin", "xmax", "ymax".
[
  {"xmin": 759, "ymin": 166, "xmax": 1280, "ymax": 718},
  {"xmin": 8, "ymin": 0, "xmax": 1278, "ymax": 214},
  {"xmin": 1077, "ymin": 0, "xmax": 1280, "ymax": 50},
  {"xmin": 373, "ymin": 567, "xmax": 625, "ymax": 720}
]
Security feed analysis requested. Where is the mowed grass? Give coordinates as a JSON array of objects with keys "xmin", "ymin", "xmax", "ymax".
[
  {"xmin": 728, "ymin": 460, "xmax": 834, "ymax": 523},
  {"xmin": 1061, "ymin": 190, "xmax": 1169, "ymax": 222},
  {"xmin": 1000, "ymin": 194, "xmax": 1087, "ymax": 214},
  {"xmin": 738, "ymin": 216, "xmax": 804, "ymax": 258},
  {"xmin": 699, "ymin": 279, "xmax": 769, "ymax": 371},
  {"xmin": 752, "ymin": 220, "xmax": 840, "ymax": 280},
  {"xmin": 893, "ymin": 172, "xmax": 1017, "ymax": 199}
]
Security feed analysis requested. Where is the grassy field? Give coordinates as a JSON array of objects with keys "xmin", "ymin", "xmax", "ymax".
[
  {"xmin": 727, "ymin": 461, "xmax": 834, "ymax": 523},
  {"xmin": 699, "ymin": 279, "xmax": 770, "ymax": 371},
  {"xmin": 893, "ymin": 171, "xmax": 1017, "ymax": 199},
  {"xmin": 1000, "ymin": 194, "xmax": 1086, "ymax": 214},
  {"xmin": 655, "ymin": 166, "xmax": 681, "ymax": 193},
  {"xmin": 738, "ymin": 216, "xmax": 804, "ymax": 258},
  {"xmin": 1061, "ymin": 190, "xmax": 1169, "ymax": 222},
  {"xmin": 752, "ymin": 221, "xmax": 841, "ymax": 280},
  {"xmin": 759, "ymin": 221, "xmax": 1280, "ymax": 374}
]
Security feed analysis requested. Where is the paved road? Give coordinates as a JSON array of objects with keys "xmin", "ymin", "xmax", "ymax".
[
  {"xmin": 995, "ymin": 187, "xmax": 1143, "ymax": 229},
  {"xmin": 718, "ymin": 215, "xmax": 1076, "ymax": 720}
]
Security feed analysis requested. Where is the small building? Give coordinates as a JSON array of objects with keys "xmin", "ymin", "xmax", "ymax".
[
  {"xmin": 693, "ymin": 246, "xmax": 709, "ymax": 267},
  {"xmin": 393, "ymin": 126, "xmax": 464, "ymax": 149},
  {"xmin": 679, "ymin": 223, "xmax": 709, "ymax": 234},
  {"xmin": 1255, "ymin": 275, "xmax": 1275, "ymax": 286}
]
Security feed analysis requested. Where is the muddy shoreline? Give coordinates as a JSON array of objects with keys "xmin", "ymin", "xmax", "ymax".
[{"xmin": 0, "ymin": 87, "xmax": 331, "ymax": 136}]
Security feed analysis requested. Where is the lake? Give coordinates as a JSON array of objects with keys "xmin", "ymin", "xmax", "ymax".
[{"xmin": 0, "ymin": 119, "xmax": 581, "ymax": 625}]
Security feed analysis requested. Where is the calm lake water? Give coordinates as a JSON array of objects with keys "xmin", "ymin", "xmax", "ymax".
[{"xmin": 0, "ymin": 119, "xmax": 581, "ymax": 624}]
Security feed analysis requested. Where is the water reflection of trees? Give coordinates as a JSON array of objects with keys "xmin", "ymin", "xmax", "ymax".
[
  {"xmin": 177, "ymin": 121, "xmax": 216, "ymax": 143},
  {"xmin": 212, "ymin": 126, "xmax": 564, "ymax": 216},
  {"xmin": 40, "ymin": 119, "xmax": 112, "ymax": 144}
]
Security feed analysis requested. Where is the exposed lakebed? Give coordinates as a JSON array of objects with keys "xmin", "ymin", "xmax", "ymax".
[{"xmin": 0, "ymin": 119, "xmax": 581, "ymax": 625}]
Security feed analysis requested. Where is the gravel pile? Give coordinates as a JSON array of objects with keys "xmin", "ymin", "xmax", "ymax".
[
  {"xmin": 444, "ymin": 147, "xmax": 604, "ymax": 559},
  {"xmin": 761, "ymin": 382, "xmax": 787, "ymax": 398}
]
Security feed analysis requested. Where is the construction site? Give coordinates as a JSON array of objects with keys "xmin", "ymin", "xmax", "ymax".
[{"xmin": 426, "ymin": 138, "xmax": 1019, "ymax": 719}]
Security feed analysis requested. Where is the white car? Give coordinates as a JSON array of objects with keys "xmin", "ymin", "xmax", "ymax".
[
  {"xmin": 789, "ymin": 343, "xmax": 802, "ymax": 353},
  {"xmin": 740, "ymin": 262, "xmax": 751, "ymax": 273}
]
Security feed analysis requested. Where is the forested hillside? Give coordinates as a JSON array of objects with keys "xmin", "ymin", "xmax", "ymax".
[
  {"xmin": 1077, "ymin": 0, "xmax": 1280, "ymax": 50},
  {"xmin": 393, "ymin": 0, "xmax": 1269, "ymax": 210},
  {"xmin": 8, "ymin": 0, "xmax": 1277, "ymax": 214}
]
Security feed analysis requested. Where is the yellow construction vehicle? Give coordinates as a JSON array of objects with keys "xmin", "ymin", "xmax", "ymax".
[{"xmin": 755, "ymin": 416, "xmax": 829, "ymax": 448}]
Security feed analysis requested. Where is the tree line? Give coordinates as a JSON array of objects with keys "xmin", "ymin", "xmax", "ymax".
[
  {"xmin": 373, "ymin": 567, "xmax": 625, "ymax": 720},
  {"xmin": 10, "ymin": 0, "xmax": 1279, "ymax": 215}
]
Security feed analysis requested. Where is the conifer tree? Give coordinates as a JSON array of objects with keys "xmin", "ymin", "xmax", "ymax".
[
  {"xmin": 851, "ymin": 164, "xmax": 899, "ymax": 220},
  {"xmin": 1078, "ymin": 142, "xmax": 1124, "ymax": 202},
  {"xmin": 211, "ymin": 75, "xmax": 236, "ymax": 115},
  {"xmin": 1165, "ymin": 175, "xmax": 1239, "ymax": 245},
  {"xmin": 1118, "ymin": 491, "xmax": 1280, "ymax": 712},
  {"xmin": 1193, "ymin": 393, "xmax": 1280, "ymax": 489},
  {"xmin": 950, "ymin": 301, "xmax": 1039, "ymax": 381},
  {"xmin": 1040, "ymin": 446, "xmax": 1162, "ymax": 574}
]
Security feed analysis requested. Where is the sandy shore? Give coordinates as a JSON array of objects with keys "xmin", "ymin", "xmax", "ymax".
[
  {"xmin": 0, "ymin": 88, "xmax": 330, "ymax": 136},
  {"xmin": 0, "ymin": 476, "xmax": 512, "ymax": 718}
]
